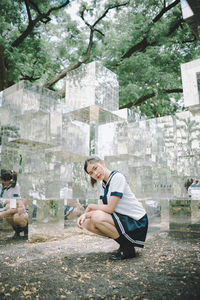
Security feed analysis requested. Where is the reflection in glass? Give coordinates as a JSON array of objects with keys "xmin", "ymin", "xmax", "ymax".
[
  {"xmin": 0, "ymin": 198, "xmax": 28, "ymax": 242},
  {"xmin": 0, "ymin": 169, "xmax": 28, "ymax": 243},
  {"xmin": 65, "ymin": 62, "xmax": 119, "ymax": 111},
  {"xmin": 28, "ymin": 198, "xmax": 64, "ymax": 243},
  {"xmin": 147, "ymin": 199, "xmax": 200, "ymax": 235},
  {"xmin": 0, "ymin": 60, "xmax": 200, "ymax": 245},
  {"xmin": 197, "ymin": 73, "xmax": 200, "ymax": 102}
]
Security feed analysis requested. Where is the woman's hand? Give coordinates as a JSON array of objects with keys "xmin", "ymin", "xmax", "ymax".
[
  {"xmin": 77, "ymin": 213, "xmax": 86, "ymax": 229},
  {"xmin": 85, "ymin": 204, "xmax": 96, "ymax": 213}
]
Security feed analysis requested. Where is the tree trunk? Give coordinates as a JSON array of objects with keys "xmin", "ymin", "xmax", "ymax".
[{"xmin": 0, "ymin": 46, "xmax": 8, "ymax": 91}]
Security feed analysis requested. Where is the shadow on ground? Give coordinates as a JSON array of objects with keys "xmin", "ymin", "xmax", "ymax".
[{"xmin": 0, "ymin": 225, "xmax": 200, "ymax": 300}]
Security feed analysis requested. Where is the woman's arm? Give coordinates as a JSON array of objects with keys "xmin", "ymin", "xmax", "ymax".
[
  {"xmin": 86, "ymin": 195, "xmax": 120, "ymax": 214},
  {"xmin": 0, "ymin": 207, "xmax": 18, "ymax": 219},
  {"xmin": 77, "ymin": 195, "xmax": 120, "ymax": 229},
  {"xmin": 98, "ymin": 199, "xmax": 103, "ymax": 205},
  {"xmin": 77, "ymin": 211, "xmax": 93, "ymax": 229}
]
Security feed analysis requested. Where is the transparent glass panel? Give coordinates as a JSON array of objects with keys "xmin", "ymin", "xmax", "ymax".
[
  {"xmin": 1, "ymin": 62, "xmax": 200, "ymax": 245},
  {"xmin": 28, "ymin": 199, "xmax": 64, "ymax": 242},
  {"xmin": 197, "ymin": 72, "xmax": 200, "ymax": 101},
  {"xmin": 146, "ymin": 199, "xmax": 200, "ymax": 235},
  {"xmin": 65, "ymin": 62, "xmax": 119, "ymax": 111}
]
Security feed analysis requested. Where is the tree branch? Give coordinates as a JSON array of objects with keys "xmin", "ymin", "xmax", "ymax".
[
  {"xmin": 20, "ymin": 60, "xmax": 41, "ymax": 82},
  {"xmin": 119, "ymin": 88, "xmax": 183, "ymax": 109},
  {"xmin": 80, "ymin": 1, "xmax": 129, "ymax": 29},
  {"xmin": 44, "ymin": 1, "xmax": 129, "ymax": 90},
  {"xmin": 0, "ymin": 46, "xmax": 8, "ymax": 90},
  {"xmin": 12, "ymin": 0, "xmax": 70, "ymax": 47},
  {"xmin": 94, "ymin": 28, "xmax": 105, "ymax": 36},
  {"xmin": 43, "ymin": 29, "xmax": 94, "ymax": 89},
  {"xmin": 20, "ymin": 74, "xmax": 41, "ymax": 81},
  {"xmin": 153, "ymin": 0, "xmax": 180, "ymax": 23},
  {"xmin": 165, "ymin": 88, "xmax": 183, "ymax": 93},
  {"xmin": 121, "ymin": 37, "xmax": 154, "ymax": 59},
  {"xmin": 24, "ymin": 0, "xmax": 32, "ymax": 24},
  {"xmin": 92, "ymin": 1, "xmax": 130, "ymax": 27},
  {"xmin": 120, "ymin": 0, "xmax": 181, "ymax": 60},
  {"xmin": 167, "ymin": 18, "xmax": 183, "ymax": 36},
  {"xmin": 29, "ymin": 0, "xmax": 51, "ymax": 23}
]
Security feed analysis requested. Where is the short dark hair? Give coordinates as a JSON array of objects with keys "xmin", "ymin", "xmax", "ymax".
[
  {"xmin": 0, "ymin": 169, "xmax": 18, "ymax": 187},
  {"xmin": 84, "ymin": 156, "xmax": 103, "ymax": 187}
]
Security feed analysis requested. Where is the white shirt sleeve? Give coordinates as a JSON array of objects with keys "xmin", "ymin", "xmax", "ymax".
[
  {"xmin": 109, "ymin": 173, "xmax": 126, "ymax": 198},
  {"xmin": 2, "ymin": 183, "xmax": 21, "ymax": 198}
]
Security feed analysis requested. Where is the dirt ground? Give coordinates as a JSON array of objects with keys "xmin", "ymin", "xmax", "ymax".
[{"xmin": 0, "ymin": 223, "xmax": 200, "ymax": 300}]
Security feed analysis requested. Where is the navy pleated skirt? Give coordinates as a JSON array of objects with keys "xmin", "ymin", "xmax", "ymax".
[{"xmin": 112, "ymin": 212, "xmax": 148, "ymax": 248}]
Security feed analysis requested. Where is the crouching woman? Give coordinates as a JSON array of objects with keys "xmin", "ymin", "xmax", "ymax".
[
  {"xmin": 0, "ymin": 169, "xmax": 28, "ymax": 239},
  {"xmin": 77, "ymin": 156, "xmax": 148, "ymax": 260}
]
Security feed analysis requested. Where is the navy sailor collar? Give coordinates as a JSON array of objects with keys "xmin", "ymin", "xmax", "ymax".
[
  {"xmin": 102, "ymin": 170, "xmax": 119, "ymax": 189},
  {"xmin": 0, "ymin": 184, "xmax": 12, "ymax": 197}
]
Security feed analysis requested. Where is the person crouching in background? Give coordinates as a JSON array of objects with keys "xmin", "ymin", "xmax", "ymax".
[{"xmin": 0, "ymin": 169, "xmax": 28, "ymax": 239}]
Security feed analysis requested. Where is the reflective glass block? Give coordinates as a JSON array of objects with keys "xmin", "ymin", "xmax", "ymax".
[
  {"xmin": 2, "ymin": 81, "xmax": 61, "ymax": 114},
  {"xmin": 64, "ymin": 105, "xmax": 123, "ymax": 125},
  {"xmin": 0, "ymin": 197, "xmax": 29, "ymax": 242},
  {"xmin": 181, "ymin": 59, "xmax": 200, "ymax": 110},
  {"xmin": 1, "ymin": 60, "xmax": 200, "ymax": 240},
  {"xmin": 1, "ymin": 83, "xmax": 62, "ymax": 149},
  {"xmin": 62, "ymin": 118, "xmax": 89, "ymax": 155},
  {"xmin": 62, "ymin": 105, "xmax": 124, "ymax": 156},
  {"xmin": 65, "ymin": 62, "xmax": 119, "ymax": 111},
  {"xmin": 29, "ymin": 199, "xmax": 64, "ymax": 242},
  {"xmin": 147, "ymin": 199, "xmax": 200, "ymax": 234},
  {"xmin": 98, "ymin": 123, "xmax": 118, "ymax": 157}
]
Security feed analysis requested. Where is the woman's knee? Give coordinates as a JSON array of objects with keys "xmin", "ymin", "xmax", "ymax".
[
  {"xmin": 90, "ymin": 210, "xmax": 106, "ymax": 226},
  {"xmin": 82, "ymin": 219, "xmax": 94, "ymax": 231},
  {"xmin": 5, "ymin": 216, "xmax": 14, "ymax": 225},
  {"xmin": 13, "ymin": 213, "xmax": 28, "ymax": 227}
]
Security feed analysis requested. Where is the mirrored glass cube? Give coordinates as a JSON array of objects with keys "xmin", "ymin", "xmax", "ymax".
[
  {"xmin": 2, "ymin": 81, "xmax": 61, "ymax": 114},
  {"xmin": 28, "ymin": 198, "xmax": 64, "ymax": 242},
  {"xmin": 181, "ymin": 59, "xmax": 200, "ymax": 111},
  {"xmin": 1, "ymin": 82, "xmax": 62, "ymax": 148},
  {"xmin": 65, "ymin": 62, "xmax": 119, "ymax": 111}
]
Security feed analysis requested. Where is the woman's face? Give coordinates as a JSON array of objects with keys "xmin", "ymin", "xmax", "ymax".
[{"xmin": 86, "ymin": 162, "xmax": 105, "ymax": 181}]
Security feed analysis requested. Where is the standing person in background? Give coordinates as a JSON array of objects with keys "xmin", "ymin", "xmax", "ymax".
[
  {"xmin": 185, "ymin": 178, "xmax": 193, "ymax": 198},
  {"xmin": 0, "ymin": 169, "xmax": 28, "ymax": 239},
  {"xmin": 77, "ymin": 156, "xmax": 148, "ymax": 260},
  {"xmin": 32, "ymin": 199, "xmax": 38, "ymax": 221}
]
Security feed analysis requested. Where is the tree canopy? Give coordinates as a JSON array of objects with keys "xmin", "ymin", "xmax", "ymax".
[{"xmin": 1, "ymin": 0, "xmax": 200, "ymax": 117}]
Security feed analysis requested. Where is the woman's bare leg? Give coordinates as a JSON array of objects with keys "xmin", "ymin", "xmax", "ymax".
[
  {"xmin": 83, "ymin": 219, "xmax": 107, "ymax": 236},
  {"xmin": 13, "ymin": 212, "xmax": 28, "ymax": 228},
  {"xmin": 83, "ymin": 210, "xmax": 119, "ymax": 239},
  {"xmin": 5, "ymin": 216, "xmax": 15, "ymax": 227}
]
